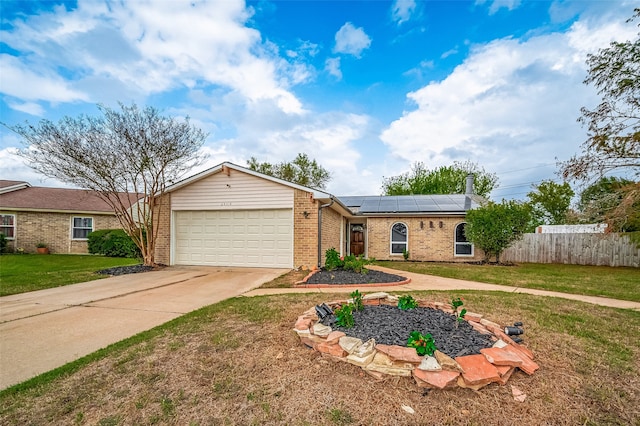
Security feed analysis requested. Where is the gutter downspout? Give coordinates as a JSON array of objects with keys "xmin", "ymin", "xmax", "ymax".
[{"xmin": 318, "ymin": 197, "xmax": 335, "ymax": 268}]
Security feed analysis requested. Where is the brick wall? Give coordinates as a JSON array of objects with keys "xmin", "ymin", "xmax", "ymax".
[
  {"xmin": 366, "ymin": 216, "xmax": 484, "ymax": 262},
  {"xmin": 153, "ymin": 194, "xmax": 172, "ymax": 265},
  {"xmin": 3, "ymin": 210, "xmax": 121, "ymax": 254},
  {"xmin": 320, "ymin": 206, "xmax": 342, "ymax": 265},
  {"xmin": 293, "ymin": 189, "xmax": 319, "ymax": 269}
]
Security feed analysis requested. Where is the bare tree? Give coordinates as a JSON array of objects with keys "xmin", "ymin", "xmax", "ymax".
[{"xmin": 6, "ymin": 103, "xmax": 207, "ymax": 266}]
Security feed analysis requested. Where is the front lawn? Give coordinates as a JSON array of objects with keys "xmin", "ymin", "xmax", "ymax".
[
  {"xmin": 1, "ymin": 292, "xmax": 638, "ymax": 425},
  {"xmin": 0, "ymin": 254, "xmax": 140, "ymax": 296},
  {"xmin": 375, "ymin": 261, "xmax": 640, "ymax": 302}
]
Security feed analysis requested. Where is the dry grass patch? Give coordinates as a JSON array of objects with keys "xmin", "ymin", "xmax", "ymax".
[
  {"xmin": 258, "ymin": 269, "xmax": 308, "ymax": 288},
  {"xmin": 1, "ymin": 293, "xmax": 639, "ymax": 425}
]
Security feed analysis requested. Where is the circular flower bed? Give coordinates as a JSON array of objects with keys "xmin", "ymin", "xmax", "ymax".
[{"xmin": 293, "ymin": 292, "xmax": 539, "ymax": 391}]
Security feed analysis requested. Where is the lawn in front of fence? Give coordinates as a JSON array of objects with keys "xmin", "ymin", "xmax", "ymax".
[{"xmin": 374, "ymin": 261, "xmax": 640, "ymax": 302}]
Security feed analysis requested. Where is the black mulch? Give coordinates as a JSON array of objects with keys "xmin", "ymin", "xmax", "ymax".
[
  {"xmin": 96, "ymin": 265, "xmax": 155, "ymax": 276},
  {"xmin": 321, "ymin": 304, "xmax": 494, "ymax": 358},
  {"xmin": 305, "ymin": 268, "xmax": 406, "ymax": 285}
]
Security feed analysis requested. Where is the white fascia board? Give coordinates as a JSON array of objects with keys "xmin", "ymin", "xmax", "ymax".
[{"xmin": 0, "ymin": 182, "xmax": 31, "ymax": 194}]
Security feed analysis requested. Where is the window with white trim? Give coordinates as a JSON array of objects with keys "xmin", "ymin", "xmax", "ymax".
[
  {"xmin": 455, "ymin": 222, "xmax": 473, "ymax": 256},
  {"xmin": 0, "ymin": 214, "xmax": 15, "ymax": 239},
  {"xmin": 390, "ymin": 222, "xmax": 407, "ymax": 255},
  {"xmin": 72, "ymin": 217, "xmax": 93, "ymax": 239}
]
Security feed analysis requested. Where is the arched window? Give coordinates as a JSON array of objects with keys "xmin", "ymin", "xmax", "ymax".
[
  {"xmin": 455, "ymin": 222, "xmax": 473, "ymax": 256},
  {"xmin": 390, "ymin": 222, "xmax": 408, "ymax": 254}
]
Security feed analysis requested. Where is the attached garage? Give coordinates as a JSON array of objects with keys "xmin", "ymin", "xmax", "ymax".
[
  {"xmin": 160, "ymin": 163, "xmax": 327, "ymax": 269},
  {"xmin": 173, "ymin": 209, "xmax": 293, "ymax": 268}
]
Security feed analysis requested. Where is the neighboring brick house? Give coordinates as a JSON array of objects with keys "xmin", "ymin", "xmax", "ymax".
[
  {"xmin": 154, "ymin": 162, "xmax": 485, "ymax": 269},
  {"xmin": 0, "ymin": 180, "xmax": 137, "ymax": 254}
]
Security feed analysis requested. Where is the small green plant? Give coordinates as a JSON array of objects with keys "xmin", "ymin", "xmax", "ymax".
[
  {"xmin": 452, "ymin": 296, "xmax": 467, "ymax": 322},
  {"xmin": 328, "ymin": 407, "xmax": 354, "ymax": 425},
  {"xmin": 0, "ymin": 233, "xmax": 7, "ymax": 254},
  {"xmin": 350, "ymin": 289, "xmax": 364, "ymax": 311},
  {"xmin": 325, "ymin": 248, "xmax": 344, "ymax": 271},
  {"xmin": 402, "ymin": 248, "xmax": 409, "ymax": 260},
  {"xmin": 407, "ymin": 331, "xmax": 437, "ymax": 356},
  {"xmin": 334, "ymin": 304, "xmax": 354, "ymax": 328},
  {"xmin": 343, "ymin": 254, "xmax": 370, "ymax": 274},
  {"xmin": 398, "ymin": 294, "xmax": 418, "ymax": 310},
  {"xmin": 36, "ymin": 242, "xmax": 47, "ymax": 248}
]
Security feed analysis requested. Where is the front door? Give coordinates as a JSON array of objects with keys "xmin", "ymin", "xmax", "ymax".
[{"xmin": 350, "ymin": 226, "xmax": 365, "ymax": 256}]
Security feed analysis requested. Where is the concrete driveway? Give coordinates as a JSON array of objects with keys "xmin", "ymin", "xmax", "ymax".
[{"xmin": 0, "ymin": 266, "xmax": 287, "ymax": 390}]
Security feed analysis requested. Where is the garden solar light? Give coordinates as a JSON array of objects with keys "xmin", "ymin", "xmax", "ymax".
[
  {"xmin": 504, "ymin": 326, "xmax": 524, "ymax": 336},
  {"xmin": 315, "ymin": 303, "xmax": 333, "ymax": 320}
]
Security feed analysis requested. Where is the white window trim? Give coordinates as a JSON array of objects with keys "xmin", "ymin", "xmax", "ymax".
[
  {"xmin": 454, "ymin": 222, "xmax": 474, "ymax": 257},
  {"xmin": 390, "ymin": 222, "xmax": 408, "ymax": 255},
  {"xmin": 0, "ymin": 213, "xmax": 16, "ymax": 240},
  {"xmin": 71, "ymin": 216, "xmax": 94, "ymax": 240}
]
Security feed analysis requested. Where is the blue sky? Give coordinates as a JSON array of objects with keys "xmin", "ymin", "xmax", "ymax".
[{"xmin": 0, "ymin": 0, "xmax": 636, "ymax": 199}]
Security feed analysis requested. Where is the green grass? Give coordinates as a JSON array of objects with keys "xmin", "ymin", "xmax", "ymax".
[
  {"xmin": 376, "ymin": 261, "xmax": 640, "ymax": 302},
  {"xmin": 0, "ymin": 254, "xmax": 140, "ymax": 296},
  {"xmin": 0, "ymin": 292, "xmax": 638, "ymax": 424}
]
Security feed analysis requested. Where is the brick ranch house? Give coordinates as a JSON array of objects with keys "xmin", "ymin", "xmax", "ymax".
[
  {"xmin": 153, "ymin": 162, "xmax": 486, "ymax": 268},
  {"xmin": 0, "ymin": 180, "xmax": 137, "ymax": 254}
]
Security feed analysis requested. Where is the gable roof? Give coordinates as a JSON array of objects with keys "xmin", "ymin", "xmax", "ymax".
[
  {"xmin": 166, "ymin": 162, "xmax": 485, "ymax": 217},
  {"xmin": 337, "ymin": 194, "xmax": 485, "ymax": 216},
  {"xmin": 0, "ymin": 180, "xmax": 31, "ymax": 194},
  {"xmin": 0, "ymin": 184, "xmax": 139, "ymax": 214},
  {"xmin": 166, "ymin": 161, "xmax": 335, "ymax": 201}
]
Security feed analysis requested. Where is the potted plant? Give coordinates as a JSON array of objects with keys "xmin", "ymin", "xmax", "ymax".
[{"xmin": 36, "ymin": 243, "xmax": 49, "ymax": 254}]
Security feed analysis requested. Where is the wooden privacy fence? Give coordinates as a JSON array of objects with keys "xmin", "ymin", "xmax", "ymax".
[{"xmin": 502, "ymin": 233, "xmax": 640, "ymax": 267}]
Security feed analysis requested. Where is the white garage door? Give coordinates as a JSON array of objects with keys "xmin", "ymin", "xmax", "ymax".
[{"xmin": 174, "ymin": 209, "xmax": 293, "ymax": 268}]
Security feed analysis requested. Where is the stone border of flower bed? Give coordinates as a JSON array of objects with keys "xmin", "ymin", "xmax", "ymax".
[
  {"xmin": 295, "ymin": 268, "xmax": 412, "ymax": 288},
  {"xmin": 293, "ymin": 292, "xmax": 539, "ymax": 391}
]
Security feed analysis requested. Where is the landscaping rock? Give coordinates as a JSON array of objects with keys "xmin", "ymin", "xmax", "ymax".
[
  {"xmin": 338, "ymin": 336, "xmax": 363, "ymax": 354},
  {"xmin": 311, "ymin": 323, "xmax": 332, "ymax": 337},
  {"xmin": 322, "ymin": 304, "xmax": 494, "ymax": 359},
  {"xmin": 417, "ymin": 355, "xmax": 441, "ymax": 371},
  {"xmin": 305, "ymin": 269, "xmax": 406, "ymax": 285},
  {"xmin": 434, "ymin": 350, "xmax": 464, "ymax": 373},
  {"xmin": 375, "ymin": 344, "xmax": 423, "ymax": 364},
  {"xmin": 456, "ymin": 354, "xmax": 501, "ymax": 387},
  {"xmin": 413, "ymin": 368, "xmax": 460, "ymax": 389},
  {"xmin": 352, "ymin": 338, "xmax": 376, "ymax": 358}
]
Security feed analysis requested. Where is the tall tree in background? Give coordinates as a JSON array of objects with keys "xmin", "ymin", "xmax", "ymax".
[
  {"xmin": 578, "ymin": 177, "xmax": 640, "ymax": 231},
  {"xmin": 526, "ymin": 180, "xmax": 575, "ymax": 226},
  {"xmin": 464, "ymin": 200, "xmax": 532, "ymax": 264},
  {"xmin": 561, "ymin": 8, "xmax": 640, "ymax": 232},
  {"xmin": 381, "ymin": 160, "xmax": 498, "ymax": 197},
  {"xmin": 7, "ymin": 103, "xmax": 207, "ymax": 266},
  {"xmin": 247, "ymin": 153, "xmax": 331, "ymax": 189}
]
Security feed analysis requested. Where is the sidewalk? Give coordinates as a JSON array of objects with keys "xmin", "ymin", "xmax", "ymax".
[{"xmin": 243, "ymin": 265, "xmax": 640, "ymax": 311}]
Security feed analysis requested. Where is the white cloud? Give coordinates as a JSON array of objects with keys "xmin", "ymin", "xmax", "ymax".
[
  {"xmin": 475, "ymin": 0, "xmax": 522, "ymax": 15},
  {"xmin": 441, "ymin": 48, "xmax": 458, "ymax": 59},
  {"xmin": 0, "ymin": 0, "xmax": 304, "ymax": 114},
  {"xmin": 391, "ymin": 0, "xmax": 417, "ymax": 25},
  {"xmin": 334, "ymin": 22, "xmax": 372, "ymax": 57},
  {"xmin": 0, "ymin": 148, "xmax": 72, "ymax": 188},
  {"xmin": 5, "ymin": 101, "xmax": 45, "ymax": 116},
  {"xmin": 325, "ymin": 57, "xmax": 342, "ymax": 80},
  {"xmin": 0, "ymin": 55, "xmax": 88, "ymax": 104},
  {"xmin": 380, "ymin": 15, "xmax": 636, "ymax": 191}
]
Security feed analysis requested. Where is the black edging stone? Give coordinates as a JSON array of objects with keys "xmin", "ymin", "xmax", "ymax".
[
  {"xmin": 306, "ymin": 268, "xmax": 406, "ymax": 285},
  {"xmin": 96, "ymin": 265, "xmax": 154, "ymax": 276},
  {"xmin": 321, "ymin": 304, "xmax": 494, "ymax": 358}
]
